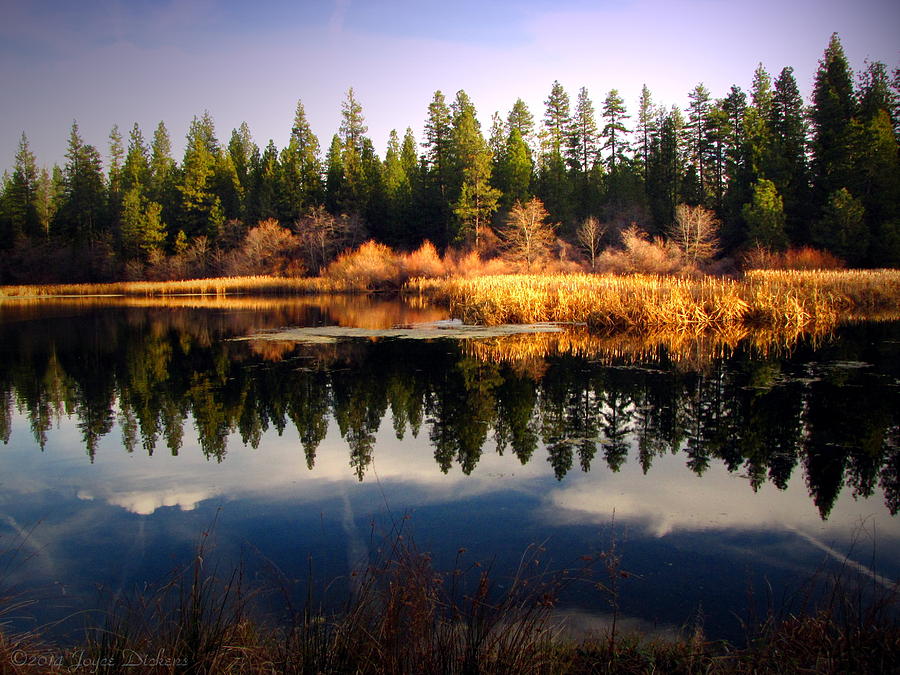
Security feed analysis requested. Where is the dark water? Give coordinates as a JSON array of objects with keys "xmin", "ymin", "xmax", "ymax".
[{"xmin": 0, "ymin": 296, "xmax": 898, "ymax": 644}]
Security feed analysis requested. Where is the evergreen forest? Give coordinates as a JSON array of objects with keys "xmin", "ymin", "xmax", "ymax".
[{"xmin": 1, "ymin": 33, "xmax": 898, "ymax": 284}]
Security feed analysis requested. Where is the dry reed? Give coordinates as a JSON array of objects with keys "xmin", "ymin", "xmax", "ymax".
[
  {"xmin": 0, "ymin": 275, "xmax": 351, "ymax": 299},
  {"xmin": 408, "ymin": 270, "xmax": 900, "ymax": 334}
]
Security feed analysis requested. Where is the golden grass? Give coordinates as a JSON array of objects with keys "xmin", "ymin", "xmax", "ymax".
[
  {"xmin": 408, "ymin": 269, "xmax": 900, "ymax": 333},
  {"xmin": 0, "ymin": 275, "xmax": 350, "ymax": 298}
]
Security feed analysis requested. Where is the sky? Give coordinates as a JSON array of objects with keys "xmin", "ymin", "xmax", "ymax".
[{"xmin": 1, "ymin": 0, "xmax": 898, "ymax": 172}]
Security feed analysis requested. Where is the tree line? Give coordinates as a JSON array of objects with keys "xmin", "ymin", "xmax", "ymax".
[{"xmin": 1, "ymin": 33, "xmax": 898, "ymax": 283}]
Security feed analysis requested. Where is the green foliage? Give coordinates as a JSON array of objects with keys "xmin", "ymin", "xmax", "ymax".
[
  {"xmin": 811, "ymin": 33, "xmax": 857, "ymax": 200},
  {"xmin": 120, "ymin": 187, "xmax": 166, "ymax": 259},
  {"xmin": 811, "ymin": 188, "xmax": 868, "ymax": 264},
  {"xmin": 451, "ymin": 94, "xmax": 500, "ymax": 248},
  {"xmin": 56, "ymin": 122, "xmax": 107, "ymax": 243},
  {"xmin": 278, "ymin": 100, "xmax": 322, "ymax": 223},
  {"xmin": 743, "ymin": 179, "xmax": 788, "ymax": 249},
  {"xmin": 601, "ymin": 88, "xmax": 629, "ymax": 171},
  {"xmin": 4, "ymin": 133, "xmax": 40, "ymax": 241}
]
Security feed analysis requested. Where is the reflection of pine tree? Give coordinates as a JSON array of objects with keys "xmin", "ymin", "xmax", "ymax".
[
  {"xmin": 601, "ymin": 390, "xmax": 632, "ymax": 473},
  {"xmin": 387, "ymin": 371, "xmax": 423, "ymax": 440},
  {"xmin": 547, "ymin": 440, "xmax": 574, "ymax": 481},
  {"xmin": 880, "ymin": 448, "xmax": 900, "ymax": 516},
  {"xmin": 494, "ymin": 369, "xmax": 539, "ymax": 463},
  {"xmin": 118, "ymin": 401, "xmax": 138, "ymax": 453},
  {"xmin": 162, "ymin": 398, "xmax": 185, "ymax": 456},
  {"xmin": 332, "ymin": 365, "xmax": 386, "ymax": 482},
  {"xmin": 0, "ymin": 389, "xmax": 11, "ymax": 444},
  {"xmin": 286, "ymin": 370, "xmax": 330, "ymax": 470}
]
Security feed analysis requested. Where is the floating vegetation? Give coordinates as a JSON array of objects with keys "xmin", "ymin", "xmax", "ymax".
[{"xmin": 238, "ymin": 320, "xmax": 565, "ymax": 345}]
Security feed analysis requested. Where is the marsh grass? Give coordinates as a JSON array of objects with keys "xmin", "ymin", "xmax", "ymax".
[
  {"xmin": 0, "ymin": 275, "xmax": 351, "ymax": 299},
  {"xmin": 409, "ymin": 269, "xmax": 900, "ymax": 334}
]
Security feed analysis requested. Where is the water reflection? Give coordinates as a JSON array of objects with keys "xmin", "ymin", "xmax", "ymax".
[{"xmin": 1, "ymin": 298, "xmax": 897, "ymax": 521}]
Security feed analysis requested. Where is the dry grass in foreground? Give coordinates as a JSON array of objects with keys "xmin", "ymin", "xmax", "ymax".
[
  {"xmin": 409, "ymin": 269, "xmax": 900, "ymax": 333},
  {"xmin": 2, "ymin": 527, "xmax": 897, "ymax": 674}
]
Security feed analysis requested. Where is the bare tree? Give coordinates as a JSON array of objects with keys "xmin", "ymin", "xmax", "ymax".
[
  {"xmin": 500, "ymin": 198, "xmax": 556, "ymax": 270},
  {"xmin": 576, "ymin": 216, "xmax": 606, "ymax": 271},
  {"xmin": 294, "ymin": 206, "xmax": 366, "ymax": 273},
  {"xmin": 667, "ymin": 203, "xmax": 720, "ymax": 267}
]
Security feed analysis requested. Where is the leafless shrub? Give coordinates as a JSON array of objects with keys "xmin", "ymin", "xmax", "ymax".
[
  {"xmin": 499, "ymin": 198, "xmax": 557, "ymax": 270},
  {"xmin": 597, "ymin": 225, "xmax": 687, "ymax": 275},
  {"xmin": 667, "ymin": 203, "xmax": 720, "ymax": 267},
  {"xmin": 577, "ymin": 216, "xmax": 607, "ymax": 271},
  {"xmin": 294, "ymin": 206, "xmax": 366, "ymax": 274}
]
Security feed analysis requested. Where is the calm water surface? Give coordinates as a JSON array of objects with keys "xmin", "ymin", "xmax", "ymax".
[{"xmin": 1, "ymin": 296, "xmax": 898, "ymax": 643}]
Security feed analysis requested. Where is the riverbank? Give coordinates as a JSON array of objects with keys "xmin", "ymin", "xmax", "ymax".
[{"xmin": 3, "ymin": 269, "xmax": 899, "ymax": 335}]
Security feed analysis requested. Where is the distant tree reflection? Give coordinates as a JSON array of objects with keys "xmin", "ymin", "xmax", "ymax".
[{"xmin": 0, "ymin": 307, "xmax": 898, "ymax": 520}]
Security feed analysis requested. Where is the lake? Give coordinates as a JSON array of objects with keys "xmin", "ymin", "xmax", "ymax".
[{"xmin": 1, "ymin": 295, "xmax": 898, "ymax": 645}]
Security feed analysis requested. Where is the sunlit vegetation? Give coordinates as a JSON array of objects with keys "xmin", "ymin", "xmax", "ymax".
[
  {"xmin": 410, "ymin": 269, "xmax": 900, "ymax": 332},
  {"xmin": 0, "ymin": 275, "xmax": 350, "ymax": 298}
]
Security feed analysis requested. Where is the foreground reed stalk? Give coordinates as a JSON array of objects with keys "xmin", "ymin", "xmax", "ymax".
[{"xmin": 408, "ymin": 270, "xmax": 900, "ymax": 333}]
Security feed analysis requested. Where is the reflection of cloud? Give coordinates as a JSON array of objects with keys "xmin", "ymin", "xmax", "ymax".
[
  {"xmin": 19, "ymin": 411, "xmax": 544, "ymax": 516},
  {"xmin": 541, "ymin": 449, "xmax": 897, "ymax": 546},
  {"xmin": 78, "ymin": 489, "xmax": 214, "ymax": 516}
]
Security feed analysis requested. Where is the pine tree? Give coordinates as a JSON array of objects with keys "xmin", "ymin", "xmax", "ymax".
[
  {"xmin": 423, "ymin": 91, "xmax": 454, "ymax": 244},
  {"xmin": 228, "ymin": 121, "xmax": 258, "ymax": 205},
  {"xmin": 34, "ymin": 168, "xmax": 54, "ymax": 239},
  {"xmin": 811, "ymin": 33, "xmax": 857, "ymax": 203},
  {"xmin": 6, "ymin": 133, "xmax": 40, "ymax": 240},
  {"xmin": 538, "ymin": 81, "xmax": 573, "ymax": 227},
  {"xmin": 120, "ymin": 187, "xmax": 166, "ymax": 260},
  {"xmin": 122, "ymin": 123, "xmax": 150, "ymax": 196},
  {"xmin": 507, "ymin": 98, "xmax": 535, "ymax": 146},
  {"xmin": 451, "ymin": 93, "xmax": 500, "ymax": 248},
  {"xmin": 601, "ymin": 89, "xmax": 630, "ymax": 172},
  {"xmin": 544, "ymin": 81, "xmax": 571, "ymax": 158},
  {"xmin": 811, "ymin": 187, "xmax": 867, "ymax": 264},
  {"xmin": 769, "ymin": 66, "xmax": 811, "ymax": 242},
  {"xmin": 248, "ymin": 140, "xmax": 279, "ymax": 224},
  {"xmin": 325, "ymin": 134, "xmax": 344, "ymax": 214},
  {"xmin": 686, "ymin": 84, "xmax": 711, "ymax": 201},
  {"xmin": 107, "ymin": 125, "xmax": 124, "ymax": 198},
  {"xmin": 742, "ymin": 178, "xmax": 788, "ymax": 249},
  {"xmin": 337, "ymin": 89, "xmax": 373, "ymax": 218},
  {"xmin": 721, "ymin": 85, "xmax": 753, "ymax": 246},
  {"xmin": 340, "ymin": 87, "xmax": 368, "ymax": 154},
  {"xmin": 56, "ymin": 121, "xmax": 107, "ymax": 243},
  {"xmin": 178, "ymin": 112, "xmax": 223, "ymax": 239},
  {"xmin": 149, "ymin": 121, "xmax": 177, "ymax": 244},
  {"xmin": 570, "ymin": 87, "xmax": 599, "ymax": 174},
  {"xmin": 635, "ymin": 85, "xmax": 657, "ymax": 177},
  {"xmin": 383, "ymin": 129, "xmax": 411, "ymax": 244},
  {"xmin": 645, "ymin": 107, "xmax": 685, "ymax": 230},
  {"xmin": 497, "ymin": 127, "xmax": 533, "ymax": 208},
  {"xmin": 279, "ymin": 100, "xmax": 323, "ymax": 223},
  {"xmin": 855, "ymin": 60, "xmax": 900, "ymax": 264}
]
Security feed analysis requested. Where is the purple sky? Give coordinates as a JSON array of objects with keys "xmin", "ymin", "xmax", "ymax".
[{"xmin": 2, "ymin": 0, "xmax": 898, "ymax": 172}]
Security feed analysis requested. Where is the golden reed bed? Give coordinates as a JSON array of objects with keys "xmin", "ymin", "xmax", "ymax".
[
  {"xmin": 0, "ymin": 275, "xmax": 350, "ymax": 298},
  {"xmin": 408, "ymin": 269, "xmax": 900, "ymax": 332}
]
